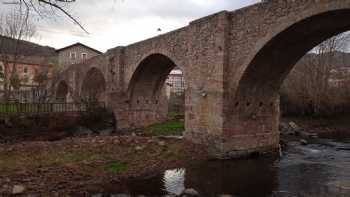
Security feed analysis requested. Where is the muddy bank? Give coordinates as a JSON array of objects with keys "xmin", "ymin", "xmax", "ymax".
[{"xmin": 0, "ymin": 136, "xmax": 207, "ymax": 196}]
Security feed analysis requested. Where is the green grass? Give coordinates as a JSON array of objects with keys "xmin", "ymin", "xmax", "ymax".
[
  {"xmin": 98, "ymin": 161, "xmax": 128, "ymax": 173},
  {"xmin": 0, "ymin": 103, "xmax": 18, "ymax": 113},
  {"xmin": 0, "ymin": 103, "xmax": 42, "ymax": 113},
  {"xmin": 61, "ymin": 152, "xmax": 100, "ymax": 163},
  {"xmin": 0, "ymin": 103, "xmax": 74, "ymax": 113},
  {"xmin": 146, "ymin": 119, "xmax": 185, "ymax": 136}
]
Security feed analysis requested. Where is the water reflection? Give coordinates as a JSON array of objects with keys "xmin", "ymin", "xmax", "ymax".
[
  {"xmin": 163, "ymin": 169, "xmax": 186, "ymax": 195},
  {"xmin": 183, "ymin": 158, "xmax": 277, "ymax": 197}
]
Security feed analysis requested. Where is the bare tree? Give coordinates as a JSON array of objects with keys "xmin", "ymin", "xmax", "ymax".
[
  {"xmin": 281, "ymin": 32, "xmax": 350, "ymax": 116},
  {"xmin": 3, "ymin": 0, "xmax": 87, "ymax": 33},
  {"xmin": 0, "ymin": 9, "xmax": 36, "ymax": 101}
]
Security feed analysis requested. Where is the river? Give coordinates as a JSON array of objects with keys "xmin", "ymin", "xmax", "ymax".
[{"xmin": 92, "ymin": 133, "xmax": 350, "ymax": 197}]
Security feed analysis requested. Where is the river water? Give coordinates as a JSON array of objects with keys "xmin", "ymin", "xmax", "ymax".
[{"xmin": 93, "ymin": 133, "xmax": 350, "ymax": 197}]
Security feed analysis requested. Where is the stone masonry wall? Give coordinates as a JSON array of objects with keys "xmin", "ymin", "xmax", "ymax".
[{"xmin": 55, "ymin": 0, "xmax": 350, "ymax": 158}]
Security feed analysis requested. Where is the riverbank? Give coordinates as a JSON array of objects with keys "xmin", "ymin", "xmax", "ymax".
[
  {"xmin": 1, "ymin": 116, "xmax": 349, "ymax": 196},
  {"xmin": 0, "ymin": 135, "xmax": 207, "ymax": 196},
  {"xmin": 282, "ymin": 115, "xmax": 350, "ymax": 134}
]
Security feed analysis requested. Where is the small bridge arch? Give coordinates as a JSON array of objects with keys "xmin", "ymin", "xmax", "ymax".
[
  {"xmin": 81, "ymin": 67, "xmax": 107, "ymax": 103},
  {"xmin": 55, "ymin": 80, "xmax": 69, "ymax": 102}
]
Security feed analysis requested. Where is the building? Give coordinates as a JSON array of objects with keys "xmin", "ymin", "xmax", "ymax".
[
  {"xmin": 165, "ymin": 68, "xmax": 185, "ymax": 115},
  {"xmin": 0, "ymin": 36, "xmax": 56, "ymax": 93},
  {"xmin": 56, "ymin": 43, "xmax": 102, "ymax": 69},
  {"xmin": 0, "ymin": 37, "xmax": 103, "ymax": 102},
  {"xmin": 0, "ymin": 36, "xmax": 104, "ymax": 102},
  {"xmin": 166, "ymin": 68, "xmax": 185, "ymax": 98},
  {"xmin": 0, "ymin": 56, "xmax": 54, "ymax": 90}
]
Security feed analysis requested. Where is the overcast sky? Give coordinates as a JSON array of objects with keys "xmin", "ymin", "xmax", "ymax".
[{"xmin": 1, "ymin": 0, "xmax": 261, "ymax": 52}]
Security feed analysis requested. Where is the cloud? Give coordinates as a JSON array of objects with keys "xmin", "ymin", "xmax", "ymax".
[{"xmin": 0, "ymin": 0, "xmax": 261, "ymax": 52}]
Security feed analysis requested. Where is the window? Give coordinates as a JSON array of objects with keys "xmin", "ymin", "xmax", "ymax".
[
  {"xmin": 23, "ymin": 65, "xmax": 28, "ymax": 74},
  {"xmin": 70, "ymin": 52, "xmax": 77, "ymax": 60},
  {"xmin": 82, "ymin": 53, "xmax": 87, "ymax": 60},
  {"xmin": 0, "ymin": 65, "xmax": 4, "ymax": 82},
  {"xmin": 23, "ymin": 74, "xmax": 29, "ymax": 83}
]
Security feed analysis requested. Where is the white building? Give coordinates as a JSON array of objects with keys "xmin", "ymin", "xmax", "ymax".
[{"xmin": 166, "ymin": 68, "xmax": 185, "ymax": 98}]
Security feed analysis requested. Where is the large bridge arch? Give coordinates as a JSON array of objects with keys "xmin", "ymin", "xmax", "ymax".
[
  {"xmin": 125, "ymin": 53, "xmax": 186, "ymax": 128},
  {"xmin": 222, "ymin": 2, "xmax": 350, "ymax": 158},
  {"xmin": 236, "ymin": 10, "xmax": 350, "ymax": 105}
]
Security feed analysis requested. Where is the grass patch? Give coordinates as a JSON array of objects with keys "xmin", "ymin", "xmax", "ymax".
[
  {"xmin": 98, "ymin": 161, "xmax": 128, "ymax": 173},
  {"xmin": 0, "ymin": 103, "xmax": 18, "ymax": 113},
  {"xmin": 146, "ymin": 119, "xmax": 184, "ymax": 136},
  {"xmin": 60, "ymin": 152, "xmax": 99, "ymax": 163}
]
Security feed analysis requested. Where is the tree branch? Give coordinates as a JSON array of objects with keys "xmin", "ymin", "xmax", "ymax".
[{"xmin": 37, "ymin": 0, "xmax": 88, "ymax": 34}]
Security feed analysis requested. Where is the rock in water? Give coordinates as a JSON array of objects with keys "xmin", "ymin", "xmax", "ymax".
[
  {"xmin": 300, "ymin": 139, "xmax": 308, "ymax": 145},
  {"xmin": 279, "ymin": 122, "xmax": 291, "ymax": 134},
  {"xmin": 289, "ymin": 122, "xmax": 302, "ymax": 135},
  {"xmin": 182, "ymin": 188, "xmax": 200, "ymax": 196},
  {"xmin": 12, "ymin": 185, "xmax": 25, "ymax": 194}
]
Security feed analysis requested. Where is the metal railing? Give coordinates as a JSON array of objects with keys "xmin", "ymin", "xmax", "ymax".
[{"xmin": 0, "ymin": 102, "xmax": 105, "ymax": 114}]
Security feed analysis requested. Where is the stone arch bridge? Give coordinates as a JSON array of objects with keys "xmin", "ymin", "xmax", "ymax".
[{"xmin": 55, "ymin": 0, "xmax": 350, "ymax": 158}]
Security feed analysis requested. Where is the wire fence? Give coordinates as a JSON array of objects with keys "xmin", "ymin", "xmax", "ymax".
[{"xmin": 0, "ymin": 102, "xmax": 105, "ymax": 114}]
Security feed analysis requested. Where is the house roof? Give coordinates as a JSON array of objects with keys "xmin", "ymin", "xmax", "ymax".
[
  {"xmin": 0, "ymin": 35, "xmax": 57, "ymax": 57},
  {"xmin": 56, "ymin": 42, "xmax": 103, "ymax": 54}
]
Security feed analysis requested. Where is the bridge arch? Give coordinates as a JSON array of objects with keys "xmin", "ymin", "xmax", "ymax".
[
  {"xmin": 81, "ymin": 67, "xmax": 107, "ymax": 103},
  {"xmin": 56, "ymin": 80, "xmax": 69, "ymax": 102},
  {"xmin": 127, "ymin": 53, "xmax": 186, "ymax": 128},
  {"xmin": 236, "ymin": 9, "xmax": 350, "ymax": 102},
  {"xmin": 225, "ymin": 7, "xmax": 350, "ymax": 157}
]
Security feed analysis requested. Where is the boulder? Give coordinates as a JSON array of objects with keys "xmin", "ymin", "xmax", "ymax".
[
  {"xmin": 299, "ymin": 131, "xmax": 319, "ymax": 139},
  {"xmin": 111, "ymin": 194, "xmax": 129, "ymax": 197},
  {"xmin": 289, "ymin": 122, "xmax": 300, "ymax": 131},
  {"xmin": 74, "ymin": 126, "xmax": 94, "ymax": 136},
  {"xmin": 12, "ymin": 185, "xmax": 25, "ymax": 194},
  {"xmin": 99, "ymin": 128, "xmax": 114, "ymax": 136},
  {"xmin": 279, "ymin": 122, "xmax": 290, "ymax": 134},
  {"xmin": 158, "ymin": 141, "xmax": 166, "ymax": 146},
  {"xmin": 327, "ymin": 181, "xmax": 350, "ymax": 194},
  {"xmin": 300, "ymin": 139, "xmax": 308, "ymax": 145},
  {"xmin": 279, "ymin": 122, "xmax": 298, "ymax": 136},
  {"xmin": 135, "ymin": 146, "xmax": 144, "ymax": 151},
  {"xmin": 182, "ymin": 188, "xmax": 200, "ymax": 196}
]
